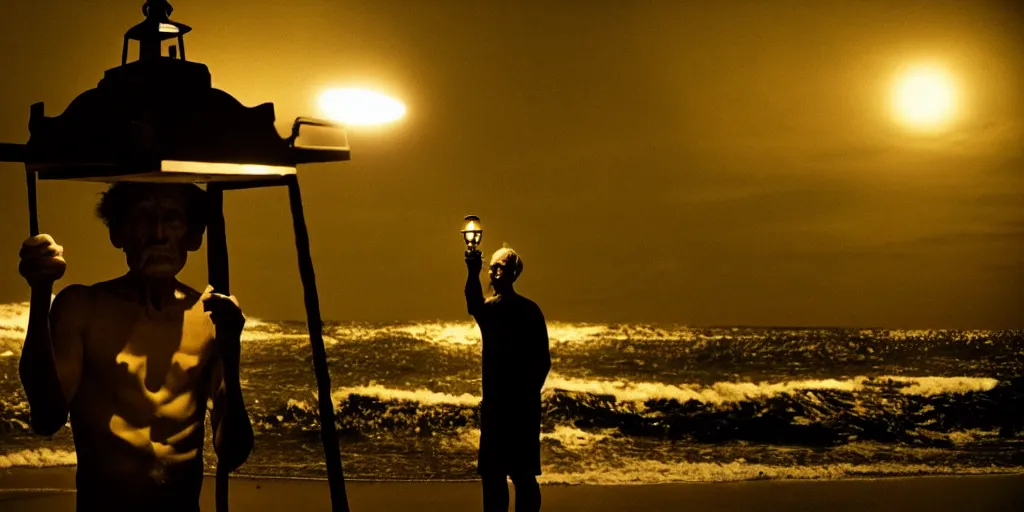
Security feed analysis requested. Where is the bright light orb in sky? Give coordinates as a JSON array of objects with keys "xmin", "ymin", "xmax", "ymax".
[
  {"xmin": 318, "ymin": 88, "xmax": 406, "ymax": 126},
  {"xmin": 892, "ymin": 65, "xmax": 957, "ymax": 130}
]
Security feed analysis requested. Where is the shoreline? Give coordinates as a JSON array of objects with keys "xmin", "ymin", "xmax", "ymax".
[
  {"xmin": 4, "ymin": 465, "xmax": 1024, "ymax": 485},
  {"xmin": 224, "ymin": 469, "xmax": 1024, "ymax": 485},
  {"xmin": 1, "ymin": 468, "xmax": 1022, "ymax": 511},
  {"xmin": 192, "ymin": 464, "xmax": 1024, "ymax": 486}
]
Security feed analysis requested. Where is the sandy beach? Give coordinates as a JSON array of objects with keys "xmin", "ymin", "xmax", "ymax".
[{"xmin": 0, "ymin": 468, "xmax": 1021, "ymax": 511}]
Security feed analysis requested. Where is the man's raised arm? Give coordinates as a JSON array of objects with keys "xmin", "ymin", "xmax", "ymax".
[
  {"xmin": 465, "ymin": 249, "xmax": 485, "ymax": 317},
  {"xmin": 18, "ymin": 235, "xmax": 83, "ymax": 436},
  {"xmin": 20, "ymin": 284, "xmax": 86, "ymax": 436}
]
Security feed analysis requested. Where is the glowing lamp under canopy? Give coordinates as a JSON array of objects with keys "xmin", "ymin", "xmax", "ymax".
[
  {"xmin": 461, "ymin": 215, "xmax": 483, "ymax": 249},
  {"xmin": 0, "ymin": 2, "xmax": 354, "ymax": 512},
  {"xmin": 3, "ymin": 1, "xmax": 349, "ymax": 184}
]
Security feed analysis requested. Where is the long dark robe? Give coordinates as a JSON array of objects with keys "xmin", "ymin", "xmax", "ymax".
[{"xmin": 466, "ymin": 278, "xmax": 551, "ymax": 476}]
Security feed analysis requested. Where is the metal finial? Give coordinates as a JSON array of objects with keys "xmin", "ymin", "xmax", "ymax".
[
  {"xmin": 143, "ymin": 0, "xmax": 173, "ymax": 19},
  {"xmin": 123, "ymin": 0, "xmax": 191, "ymax": 64}
]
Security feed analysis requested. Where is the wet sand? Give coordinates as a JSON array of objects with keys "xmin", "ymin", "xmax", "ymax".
[{"xmin": 0, "ymin": 467, "xmax": 1022, "ymax": 511}]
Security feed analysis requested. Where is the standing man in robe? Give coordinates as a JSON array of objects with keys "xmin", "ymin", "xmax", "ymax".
[{"xmin": 465, "ymin": 244, "xmax": 551, "ymax": 512}]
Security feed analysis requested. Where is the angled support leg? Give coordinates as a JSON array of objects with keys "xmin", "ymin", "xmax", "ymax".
[{"xmin": 285, "ymin": 174, "xmax": 350, "ymax": 512}]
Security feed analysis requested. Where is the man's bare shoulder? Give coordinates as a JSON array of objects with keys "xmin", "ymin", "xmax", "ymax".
[
  {"xmin": 88, "ymin": 277, "xmax": 133, "ymax": 300},
  {"xmin": 78, "ymin": 278, "xmax": 143, "ymax": 306},
  {"xmin": 52, "ymin": 280, "xmax": 137, "ymax": 316},
  {"xmin": 49, "ymin": 284, "xmax": 97, "ymax": 326},
  {"xmin": 52, "ymin": 284, "xmax": 95, "ymax": 308}
]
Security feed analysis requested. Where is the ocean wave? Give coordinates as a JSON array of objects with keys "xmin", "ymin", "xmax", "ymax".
[
  {"xmin": 433, "ymin": 425, "xmax": 614, "ymax": 451},
  {"xmin": 327, "ymin": 373, "xmax": 1001, "ymax": 408},
  {"xmin": 4, "ymin": 300, "xmax": 1017, "ymax": 349},
  {"xmin": 0, "ymin": 448, "xmax": 76, "ymax": 469},
  {"xmin": 327, "ymin": 322, "xmax": 685, "ymax": 347},
  {"xmin": 323, "ymin": 323, "xmax": 1023, "ymax": 348},
  {"xmin": 0, "ymin": 302, "xmax": 31, "ymax": 345},
  {"xmin": 240, "ymin": 331, "xmax": 341, "ymax": 347},
  {"xmin": 541, "ymin": 426, "xmax": 614, "ymax": 449},
  {"xmin": 2, "ymin": 444, "xmax": 1019, "ymax": 484},
  {"xmin": 332, "ymin": 385, "xmax": 479, "ymax": 407},
  {"xmin": 0, "ymin": 302, "xmax": 333, "ymax": 347},
  {"xmin": 886, "ymin": 376, "xmax": 1001, "ymax": 396},
  {"xmin": 543, "ymin": 375, "xmax": 866, "ymax": 405},
  {"xmin": 538, "ymin": 459, "xmax": 1023, "ymax": 485},
  {"xmin": 247, "ymin": 375, "xmax": 1023, "ymax": 448}
]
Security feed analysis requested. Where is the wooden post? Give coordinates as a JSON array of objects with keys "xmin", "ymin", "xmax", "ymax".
[
  {"xmin": 205, "ymin": 183, "xmax": 232, "ymax": 512},
  {"xmin": 285, "ymin": 174, "xmax": 350, "ymax": 512},
  {"xmin": 207, "ymin": 183, "xmax": 229, "ymax": 292},
  {"xmin": 26, "ymin": 169, "xmax": 38, "ymax": 236}
]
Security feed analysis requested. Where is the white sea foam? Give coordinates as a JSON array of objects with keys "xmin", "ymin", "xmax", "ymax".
[
  {"xmin": 331, "ymin": 384, "xmax": 480, "ymax": 407},
  {"xmin": 544, "ymin": 374, "xmax": 999, "ymax": 405},
  {"xmin": 439, "ymin": 425, "xmax": 614, "ymax": 451},
  {"xmin": 327, "ymin": 321, "xmax": 670, "ymax": 346},
  {"xmin": 0, "ymin": 302, "xmax": 31, "ymax": 341},
  {"xmin": 320, "ymin": 321, "xmax": 739, "ymax": 347},
  {"xmin": 437, "ymin": 427, "xmax": 482, "ymax": 451},
  {"xmin": 386, "ymin": 323, "xmax": 481, "ymax": 345},
  {"xmin": 325, "ymin": 373, "xmax": 1001, "ymax": 408},
  {"xmin": 904, "ymin": 428, "xmax": 998, "ymax": 447},
  {"xmin": 0, "ymin": 445, "xmax": 1016, "ymax": 483},
  {"xmin": 538, "ymin": 459, "xmax": 1021, "ymax": 485},
  {"xmin": 0, "ymin": 448, "xmax": 77, "ymax": 469},
  {"xmin": 0, "ymin": 302, "xmax": 31, "ymax": 356},
  {"xmin": 882, "ymin": 376, "xmax": 1000, "ymax": 396},
  {"xmin": 541, "ymin": 426, "xmax": 613, "ymax": 449},
  {"xmin": 543, "ymin": 375, "xmax": 868, "ymax": 405}
]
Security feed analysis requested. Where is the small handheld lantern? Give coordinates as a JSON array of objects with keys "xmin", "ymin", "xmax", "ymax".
[{"xmin": 461, "ymin": 215, "xmax": 483, "ymax": 250}]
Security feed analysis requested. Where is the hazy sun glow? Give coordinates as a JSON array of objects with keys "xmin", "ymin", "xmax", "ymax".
[
  {"xmin": 319, "ymin": 88, "xmax": 406, "ymax": 126},
  {"xmin": 892, "ymin": 65, "xmax": 957, "ymax": 130}
]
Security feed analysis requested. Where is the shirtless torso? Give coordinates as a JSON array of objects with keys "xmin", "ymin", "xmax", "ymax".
[
  {"xmin": 18, "ymin": 184, "xmax": 251, "ymax": 511},
  {"xmin": 53, "ymin": 278, "xmax": 224, "ymax": 510}
]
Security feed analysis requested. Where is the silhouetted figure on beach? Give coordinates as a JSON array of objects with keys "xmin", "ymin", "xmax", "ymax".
[
  {"xmin": 465, "ymin": 245, "xmax": 551, "ymax": 512},
  {"xmin": 17, "ymin": 183, "xmax": 253, "ymax": 511}
]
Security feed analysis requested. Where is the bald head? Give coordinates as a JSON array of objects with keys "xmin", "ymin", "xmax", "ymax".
[{"xmin": 488, "ymin": 245, "xmax": 523, "ymax": 291}]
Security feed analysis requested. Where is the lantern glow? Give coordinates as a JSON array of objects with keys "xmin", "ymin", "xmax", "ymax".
[{"xmin": 461, "ymin": 215, "xmax": 483, "ymax": 250}]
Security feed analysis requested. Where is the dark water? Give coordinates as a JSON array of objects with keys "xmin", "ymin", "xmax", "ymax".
[{"xmin": 1, "ymin": 303, "xmax": 1022, "ymax": 483}]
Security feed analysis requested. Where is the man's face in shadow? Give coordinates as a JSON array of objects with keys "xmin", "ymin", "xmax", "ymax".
[
  {"xmin": 112, "ymin": 188, "xmax": 202, "ymax": 279},
  {"xmin": 489, "ymin": 263, "xmax": 512, "ymax": 288},
  {"xmin": 488, "ymin": 249, "xmax": 520, "ymax": 291}
]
